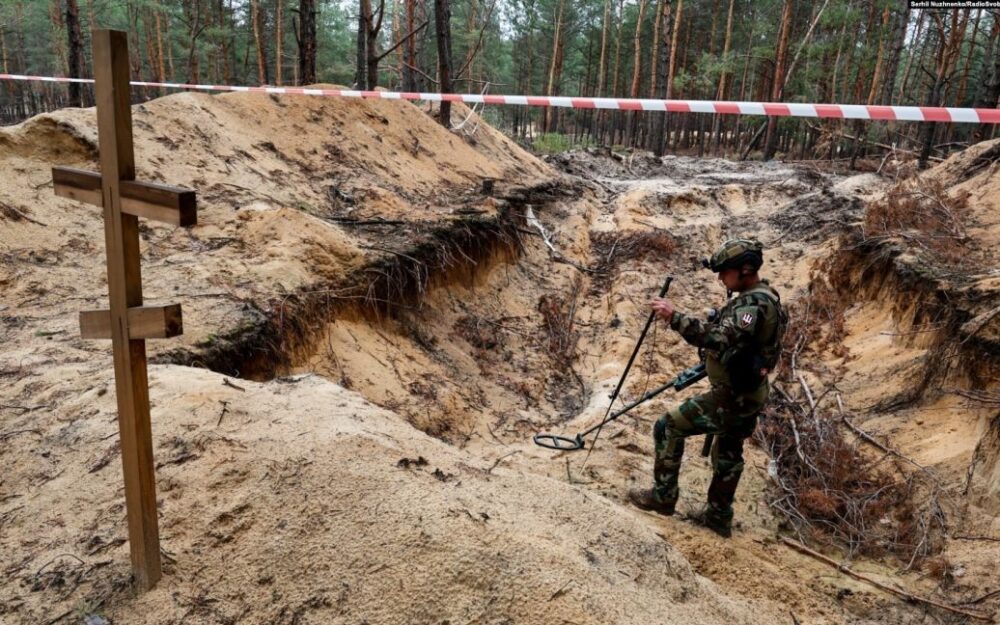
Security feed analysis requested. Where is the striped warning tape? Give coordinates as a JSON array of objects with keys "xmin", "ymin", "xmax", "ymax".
[{"xmin": 3, "ymin": 73, "xmax": 999, "ymax": 124}]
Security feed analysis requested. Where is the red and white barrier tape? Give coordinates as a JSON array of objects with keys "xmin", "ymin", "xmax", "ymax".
[{"xmin": 3, "ymin": 73, "xmax": 999, "ymax": 124}]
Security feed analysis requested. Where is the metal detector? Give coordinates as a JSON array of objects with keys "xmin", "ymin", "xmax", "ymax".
[{"xmin": 533, "ymin": 363, "xmax": 707, "ymax": 451}]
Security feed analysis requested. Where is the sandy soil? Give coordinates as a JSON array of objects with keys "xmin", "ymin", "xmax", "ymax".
[{"xmin": 2, "ymin": 90, "xmax": 999, "ymax": 625}]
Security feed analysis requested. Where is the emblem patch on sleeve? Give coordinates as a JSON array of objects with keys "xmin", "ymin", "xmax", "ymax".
[{"xmin": 740, "ymin": 312, "xmax": 755, "ymax": 328}]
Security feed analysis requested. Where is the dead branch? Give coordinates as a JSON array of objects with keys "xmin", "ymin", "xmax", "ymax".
[
  {"xmin": 780, "ymin": 537, "xmax": 993, "ymax": 622},
  {"xmin": 486, "ymin": 450, "xmax": 521, "ymax": 474},
  {"xmin": 222, "ymin": 378, "xmax": 246, "ymax": 392},
  {"xmin": 836, "ymin": 393, "xmax": 930, "ymax": 473}
]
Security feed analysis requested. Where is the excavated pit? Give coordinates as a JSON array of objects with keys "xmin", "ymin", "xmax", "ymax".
[{"xmin": 243, "ymin": 153, "xmax": 857, "ymax": 450}]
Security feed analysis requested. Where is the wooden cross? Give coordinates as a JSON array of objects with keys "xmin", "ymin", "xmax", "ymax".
[{"xmin": 51, "ymin": 29, "xmax": 197, "ymax": 591}]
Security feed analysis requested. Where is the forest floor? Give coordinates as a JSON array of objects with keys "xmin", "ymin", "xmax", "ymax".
[{"xmin": 1, "ymin": 91, "xmax": 999, "ymax": 625}]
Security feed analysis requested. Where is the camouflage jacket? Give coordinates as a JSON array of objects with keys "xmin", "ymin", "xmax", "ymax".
[{"xmin": 669, "ymin": 280, "xmax": 786, "ymax": 394}]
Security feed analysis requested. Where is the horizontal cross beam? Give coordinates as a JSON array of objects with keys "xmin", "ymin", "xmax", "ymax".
[
  {"xmin": 53, "ymin": 166, "xmax": 197, "ymax": 227},
  {"xmin": 80, "ymin": 304, "xmax": 183, "ymax": 340}
]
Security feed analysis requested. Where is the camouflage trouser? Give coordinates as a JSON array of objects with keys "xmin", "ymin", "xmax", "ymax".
[{"xmin": 652, "ymin": 383, "xmax": 768, "ymax": 525}]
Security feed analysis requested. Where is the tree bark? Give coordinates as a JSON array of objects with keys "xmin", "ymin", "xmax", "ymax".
[
  {"xmin": 879, "ymin": 4, "xmax": 908, "ymax": 105},
  {"xmin": 298, "ymin": 0, "xmax": 317, "ymax": 85},
  {"xmin": 367, "ymin": 0, "xmax": 385, "ymax": 89},
  {"xmin": 1, "ymin": 25, "xmax": 8, "ymax": 74},
  {"xmin": 763, "ymin": 0, "xmax": 792, "ymax": 160},
  {"xmin": 866, "ymin": 4, "xmax": 891, "ymax": 106},
  {"xmin": 972, "ymin": 14, "xmax": 1000, "ymax": 141},
  {"xmin": 275, "ymin": 0, "xmax": 283, "ymax": 85},
  {"xmin": 252, "ymin": 0, "xmax": 268, "ymax": 84},
  {"xmin": 403, "ymin": 0, "xmax": 417, "ymax": 90},
  {"xmin": 651, "ymin": 0, "xmax": 673, "ymax": 155},
  {"xmin": 920, "ymin": 10, "xmax": 968, "ymax": 168},
  {"xmin": 544, "ymin": 0, "xmax": 566, "ymax": 133},
  {"xmin": 899, "ymin": 10, "xmax": 926, "ymax": 103},
  {"xmin": 357, "ymin": 0, "xmax": 369, "ymax": 88},
  {"xmin": 65, "ymin": 0, "xmax": 84, "ymax": 107},
  {"xmin": 435, "ymin": 0, "xmax": 453, "ymax": 127},
  {"xmin": 627, "ymin": 0, "xmax": 647, "ymax": 145},
  {"xmin": 49, "ymin": 0, "xmax": 69, "ymax": 77},
  {"xmin": 155, "ymin": 9, "xmax": 166, "ymax": 82},
  {"xmin": 956, "ymin": 9, "xmax": 983, "ymax": 107},
  {"xmin": 183, "ymin": 0, "xmax": 203, "ymax": 84},
  {"xmin": 711, "ymin": 0, "xmax": 735, "ymax": 153}
]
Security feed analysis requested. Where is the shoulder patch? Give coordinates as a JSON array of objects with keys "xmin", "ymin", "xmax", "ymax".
[{"xmin": 733, "ymin": 305, "xmax": 760, "ymax": 332}]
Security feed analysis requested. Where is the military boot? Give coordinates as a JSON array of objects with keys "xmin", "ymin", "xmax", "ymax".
[
  {"xmin": 627, "ymin": 488, "xmax": 676, "ymax": 516},
  {"xmin": 690, "ymin": 508, "xmax": 732, "ymax": 538}
]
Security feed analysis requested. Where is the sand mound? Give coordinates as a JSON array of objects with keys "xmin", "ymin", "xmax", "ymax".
[{"xmin": 5, "ymin": 365, "xmax": 790, "ymax": 624}]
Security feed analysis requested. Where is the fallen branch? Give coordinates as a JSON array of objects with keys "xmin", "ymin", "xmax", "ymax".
[
  {"xmin": 486, "ymin": 450, "xmax": 521, "ymax": 474},
  {"xmin": 222, "ymin": 378, "xmax": 246, "ymax": 392},
  {"xmin": 836, "ymin": 393, "xmax": 930, "ymax": 473},
  {"xmin": 780, "ymin": 537, "xmax": 994, "ymax": 622}
]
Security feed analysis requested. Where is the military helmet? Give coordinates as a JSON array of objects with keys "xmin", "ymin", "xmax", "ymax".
[{"xmin": 701, "ymin": 238, "xmax": 764, "ymax": 273}]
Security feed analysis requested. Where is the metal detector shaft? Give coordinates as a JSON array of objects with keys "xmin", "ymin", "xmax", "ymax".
[
  {"xmin": 534, "ymin": 363, "xmax": 706, "ymax": 451},
  {"xmin": 578, "ymin": 276, "xmax": 674, "ymax": 457},
  {"xmin": 578, "ymin": 363, "xmax": 706, "ymax": 440}
]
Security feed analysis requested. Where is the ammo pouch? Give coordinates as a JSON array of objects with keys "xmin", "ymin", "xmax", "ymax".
[{"xmin": 726, "ymin": 349, "xmax": 766, "ymax": 395}]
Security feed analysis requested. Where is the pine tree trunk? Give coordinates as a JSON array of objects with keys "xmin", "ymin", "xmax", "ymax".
[
  {"xmin": 544, "ymin": 0, "xmax": 566, "ymax": 133},
  {"xmin": 357, "ymin": 0, "xmax": 370, "ymax": 88},
  {"xmin": 593, "ymin": 0, "xmax": 610, "ymax": 141},
  {"xmin": 299, "ymin": 0, "xmax": 317, "ymax": 85},
  {"xmin": 665, "ymin": 0, "xmax": 683, "ymax": 148},
  {"xmin": 879, "ymin": 5, "xmax": 908, "ymax": 106},
  {"xmin": 650, "ymin": 0, "xmax": 673, "ymax": 155},
  {"xmin": 611, "ymin": 0, "xmax": 624, "ymax": 144},
  {"xmin": 142, "ymin": 9, "xmax": 160, "ymax": 84},
  {"xmin": 956, "ymin": 9, "xmax": 983, "ymax": 107},
  {"xmin": 435, "ymin": 0, "xmax": 453, "ymax": 127},
  {"xmin": 972, "ymin": 15, "xmax": 1000, "ymax": 141},
  {"xmin": 404, "ymin": 0, "xmax": 416, "ymax": 90},
  {"xmin": 1, "ymin": 26, "xmax": 8, "ymax": 74},
  {"xmin": 763, "ymin": 0, "xmax": 792, "ymax": 160},
  {"xmin": 920, "ymin": 11, "xmax": 967, "ymax": 168},
  {"xmin": 627, "ymin": 0, "xmax": 647, "ymax": 146},
  {"xmin": 365, "ymin": 0, "xmax": 382, "ymax": 89},
  {"xmin": 151, "ymin": 9, "xmax": 166, "ymax": 84},
  {"xmin": 49, "ymin": 1, "xmax": 69, "ymax": 77},
  {"xmin": 275, "ymin": 0, "xmax": 283, "ymax": 85},
  {"xmin": 711, "ymin": 0, "xmax": 735, "ymax": 153},
  {"xmin": 899, "ymin": 10, "xmax": 926, "ymax": 103},
  {"xmin": 866, "ymin": 4, "xmax": 891, "ymax": 106},
  {"xmin": 65, "ymin": 0, "xmax": 84, "ymax": 107},
  {"xmin": 166, "ymin": 11, "xmax": 176, "ymax": 81},
  {"xmin": 184, "ymin": 0, "xmax": 203, "ymax": 84},
  {"xmin": 218, "ymin": 0, "xmax": 233, "ymax": 85},
  {"xmin": 252, "ymin": 0, "xmax": 268, "ymax": 84}
]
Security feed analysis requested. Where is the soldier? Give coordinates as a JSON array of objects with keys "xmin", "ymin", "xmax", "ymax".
[{"xmin": 628, "ymin": 238, "xmax": 786, "ymax": 537}]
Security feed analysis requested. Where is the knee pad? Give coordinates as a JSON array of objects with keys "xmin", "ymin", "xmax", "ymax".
[{"xmin": 653, "ymin": 416, "xmax": 668, "ymax": 444}]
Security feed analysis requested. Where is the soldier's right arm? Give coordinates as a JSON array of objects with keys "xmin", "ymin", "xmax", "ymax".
[{"xmin": 669, "ymin": 306, "xmax": 757, "ymax": 353}]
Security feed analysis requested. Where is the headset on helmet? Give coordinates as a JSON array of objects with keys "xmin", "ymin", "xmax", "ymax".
[{"xmin": 701, "ymin": 238, "xmax": 764, "ymax": 273}]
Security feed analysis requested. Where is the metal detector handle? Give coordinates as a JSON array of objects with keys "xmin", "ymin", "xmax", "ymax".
[{"xmin": 607, "ymin": 275, "xmax": 673, "ymax": 402}]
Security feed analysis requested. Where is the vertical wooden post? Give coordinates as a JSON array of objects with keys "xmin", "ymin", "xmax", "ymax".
[
  {"xmin": 53, "ymin": 28, "xmax": 196, "ymax": 592},
  {"xmin": 93, "ymin": 29, "xmax": 161, "ymax": 591}
]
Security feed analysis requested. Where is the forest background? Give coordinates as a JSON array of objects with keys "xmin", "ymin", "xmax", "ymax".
[{"xmin": 0, "ymin": 0, "xmax": 998, "ymax": 164}]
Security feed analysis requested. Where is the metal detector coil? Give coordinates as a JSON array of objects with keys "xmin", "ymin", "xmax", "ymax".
[{"xmin": 532, "ymin": 433, "xmax": 585, "ymax": 451}]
